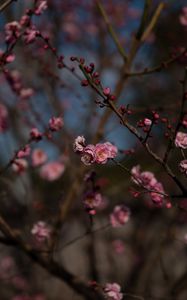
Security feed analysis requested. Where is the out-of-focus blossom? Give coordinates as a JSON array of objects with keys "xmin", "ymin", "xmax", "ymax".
[
  {"xmin": 112, "ymin": 240, "xmax": 125, "ymax": 254},
  {"xmin": 32, "ymin": 149, "xmax": 47, "ymax": 167},
  {"xmin": 49, "ymin": 116, "xmax": 63, "ymax": 131},
  {"xmin": 30, "ymin": 127, "xmax": 42, "ymax": 140},
  {"xmin": 34, "ymin": 0, "xmax": 48, "ymax": 15},
  {"xmin": 17, "ymin": 145, "xmax": 31, "ymax": 158},
  {"xmin": 83, "ymin": 192, "xmax": 103, "ymax": 215},
  {"xmin": 179, "ymin": 160, "xmax": 187, "ymax": 175},
  {"xmin": 20, "ymin": 88, "xmax": 34, "ymax": 99},
  {"xmin": 5, "ymin": 21, "xmax": 21, "ymax": 43},
  {"xmin": 179, "ymin": 7, "xmax": 187, "ymax": 26},
  {"xmin": 143, "ymin": 118, "xmax": 152, "ymax": 126},
  {"xmin": 175, "ymin": 132, "xmax": 187, "ymax": 149},
  {"xmin": 40, "ymin": 161, "xmax": 65, "ymax": 181},
  {"xmin": 23, "ymin": 27, "xmax": 39, "ymax": 44},
  {"xmin": 12, "ymin": 159, "xmax": 28, "ymax": 173},
  {"xmin": 104, "ymin": 282, "xmax": 123, "ymax": 300},
  {"xmin": 73, "ymin": 135, "xmax": 86, "ymax": 153},
  {"xmin": 31, "ymin": 221, "xmax": 51, "ymax": 242},
  {"xmin": 110, "ymin": 205, "xmax": 130, "ymax": 227}
]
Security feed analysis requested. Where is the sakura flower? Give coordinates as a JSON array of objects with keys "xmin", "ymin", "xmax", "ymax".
[
  {"xmin": 81, "ymin": 144, "xmax": 96, "ymax": 165},
  {"xmin": 5, "ymin": 21, "xmax": 21, "ymax": 43},
  {"xmin": 110, "ymin": 205, "xmax": 130, "ymax": 227},
  {"xmin": 73, "ymin": 135, "xmax": 86, "ymax": 152},
  {"xmin": 104, "ymin": 283, "xmax": 123, "ymax": 300},
  {"xmin": 143, "ymin": 118, "xmax": 152, "ymax": 126},
  {"xmin": 179, "ymin": 160, "xmax": 187, "ymax": 175},
  {"xmin": 40, "ymin": 161, "xmax": 65, "ymax": 181},
  {"xmin": 49, "ymin": 116, "xmax": 63, "ymax": 131},
  {"xmin": 179, "ymin": 7, "xmax": 187, "ymax": 26},
  {"xmin": 103, "ymin": 87, "xmax": 111, "ymax": 96},
  {"xmin": 34, "ymin": 0, "xmax": 48, "ymax": 15},
  {"xmin": 30, "ymin": 127, "xmax": 42, "ymax": 141},
  {"xmin": 95, "ymin": 143, "xmax": 110, "ymax": 164},
  {"xmin": 32, "ymin": 149, "xmax": 47, "ymax": 167},
  {"xmin": 17, "ymin": 145, "xmax": 31, "ymax": 158},
  {"xmin": 31, "ymin": 221, "xmax": 51, "ymax": 242},
  {"xmin": 175, "ymin": 132, "xmax": 187, "ymax": 149},
  {"xmin": 83, "ymin": 192, "xmax": 103, "ymax": 215},
  {"xmin": 23, "ymin": 27, "xmax": 39, "ymax": 44},
  {"xmin": 104, "ymin": 142, "xmax": 118, "ymax": 158},
  {"xmin": 12, "ymin": 159, "xmax": 28, "ymax": 173}
]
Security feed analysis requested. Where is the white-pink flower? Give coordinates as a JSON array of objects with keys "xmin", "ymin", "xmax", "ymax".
[
  {"xmin": 40, "ymin": 161, "xmax": 65, "ymax": 181},
  {"xmin": 5, "ymin": 21, "xmax": 21, "ymax": 43},
  {"xmin": 20, "ymin": 88, "xmax": 34, "ymax": 100},
  {"xmin": 175, "ymin": 132, "xmax": 187, "ymax": 149},
  {"xmin": 104, "ymin": 283, "xmax": 123, "ymax": 300},
  {"xmin": 32, "ymin": 149, "xmax": 47, "ymax": 167},
  {"xmin": 12, "ymin": 159, "xmax": 28, "ymax": 173},
  {"xmin": 73, "ymin": 135, "xmax": 86, "ymax": 152},
  {"xmin": 179, "ymin": 159, "xmax": 187, "ymax": 175},
  {"xmin": 179, "ymin": 7, "xmax": 187, "ymax": 26},
  {"xmin": 95, "ymin": 143, "xmax": 110, "ymax": 164},
  {"xmin": 34, "ymin": 0, "xmax": 48, "ymax": 15},
  {"xmin": 110, "ymin": 205, "xmax": 130, "ymax": 227},
  {"xmin": 31, "ymin": 221, "xmax": 51, "ymax": 242},
  {"xmin": 81, "ymin": 144, "xmax": 96, "ymax": 165},
  {"xmin": 143, "ymin": 118, "xmax": 152, "ymax": 126},
  {"xmin": 104, "ymin": 142, "xmax": 118, "ymax": 158},
  {"xmin": 30, "ymin": 127, "xmax": 42, "ymax": 140},
  {"xmin": 49, "ymin": 116, "xmax": 63, "ymax": 131},
  {"xmin": 17, "ymin": 145, "xmax": 31, "ymax": 158}
]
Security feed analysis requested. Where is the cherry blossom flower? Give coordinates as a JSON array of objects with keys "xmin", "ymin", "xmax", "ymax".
[
  {"xmin": 31, "ymin": 221, "xmax": 51, "ymax": 242},
  {"xmin": 81, "ymin": 144, "xmax": 96, "ymax": 165},
  {"xmin": 34, "ymin": 0, "xmax": 48, "ymax": 15},
  {"xmin": 83, "ymin": 192, "xmax": 103, "ymax": 215},
  {"xmin": 12, "ymin": 159, "xmax": 28, "ymax": 173},
  {"xmin": 104, "ymin": 283, "xmax": 123, "ymax": 300},
  {"xmin": 30, "ymin": 127, "xmax": 42, "ymax": 141},
  {"xmin": 143, "ymin": 118, "xmax": 152, "ymax": 126},
  {"xmin": 5, "ymin": 21, "xmax": 21, "ymax": 43},
  {"xmin": 179, "ymin": 7, "xmax": 187, "ymax": 26},
  {"xmin": 73, "ymin": 135, "xmax": 86, "ymax": 152},
  {"xmin": 23, "ymin": 27, "xmax": 39, "ymax": 44},
  {"xmin": 17, "ymin": 145, "xmax": 31, "ymax": 158},
  {"xmin": 40, "ymin": 161, "xmax": 65, "ymax": 181},
  {"xmin": 49, "ymin": 116, "xmax": 63, "ymax": 131},
  {"xmin": 104, "ymin": 142, "xmax": 118, "ymax": 158},
  {"xmin": 179, "ymin": 160, "xmax": 187, "ymax": 175},
  {"xmin": 110, "ymin": 205, "xmax": 130, "ymax": 227},
  {"xmin": 175, "ymin": 132, "xmax": 187, "ymax": 149},
  {"xmin": 32, "ymin": 149, "xmax": 47, "ymax": 167},
  {"xmin": 95, "ymin": 143, "xmax": 110, "ymax": 164}
]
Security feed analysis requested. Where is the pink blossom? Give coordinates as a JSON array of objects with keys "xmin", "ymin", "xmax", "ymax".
[
  {"xmin": 179, "ymin": 160, "xmax": 187, "ymax": 175},
  {"xmin": 30, "ymin": 127, "xmax": 42, "ymax": 140},
  {"xmin": 17, "ymin": 145, "xmax": 31, "ymax": 158},
  {"xmin": 143, "ymin": 118, "xmax": 152, "ymax": 126},
  {"xmin": 34, "ymin": 0, "xmax": 48, "ymax": 15},
  {"xmin": 5, "ymin": 21, "xmax": 21, "ymax": 43},
  {"xmin": 84, "ymin": 192, "xmax": 103, "ymax": 215},
  {"xmin": 110, "ymin": 205, "xmax": 130, "ymax": 227},
  {"xmin": 175, "ymin": 132, "xmax": 187, "ymax": 149},
  {"xmin": 20, "ymin": 88, "xmax": 34, "ymax": 99},
  {"xmin": 5, "ymin": 53, "xmax": 15, "ymax": 63},
  {"xmin": 19, "ymin": 15, "xmax": 30, "ymax": 26},
  {"xmin": 31, "ymin": 221, "xmax": 51, "ymax": 242},
  {"xmin": 40, "ymin": 161, "xmax": 65, "ymax": 181},
  {"xmin": 12, "ymin": 159, "xmax": 28, "ymax": 173},
  {"xmin": 104, "ymin": 142, "xmax": 118, "ymax": 158},
  {"xmin": 103, "ymin": 87, "xmax": 111, "ymax": 96},
  {"xmin": 23, "ymin": 27, "xmax": 39, "ymax": 44},
  {"xmin": 49, "ymin": 116, "xmax": 63, "ymax": 131},
  {"xmin": 73, "ymin": 135, "xmax": 86, "ymax": 152},
  {"xmin": 81, "ymin": 144, "xmax": 96, "ymax": 165},
  {"xmin": 104, "ymin": 283, "xmax": 123, "ymax": 300},
  {"xmin": 95, "ymin": 143, "xmax": 110, "ymax": 164},
  {"xmin": 179, "ymin": 7, "xmax": 187, "ymax": 26},
  {"xmin": 32, "ymin": 149, "xmax": 47, "ymax": 167}
]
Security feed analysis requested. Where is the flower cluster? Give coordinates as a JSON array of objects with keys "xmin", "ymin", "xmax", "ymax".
[
  {"xmin": 131, "ymin": 165, "xmax": 165, "ymax": 206},
  {"xmin": 83, "ymin": 191, "xmax": 104, "ymax": 215},
  {"xmin": 73, "ymin": 136, "xmax": 118, "ymax": 165},
  {"xmin": 104, "ymin": 283, "xmax": 123, "ymax": 300},
  {"xmin": 110, "ymin": 205, "xmax": 130, "ymax": 227}
]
